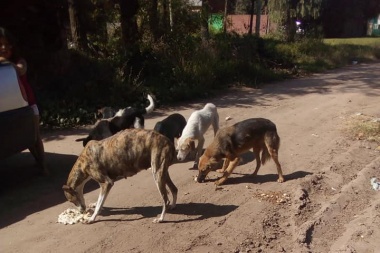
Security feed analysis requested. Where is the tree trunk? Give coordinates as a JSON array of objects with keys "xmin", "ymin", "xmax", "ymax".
[
  {"xmin": 200, "ymin": 0, "xmax": 210, "ymax": 43},
  {"xmin": 162, "ymin": 0, "xmax": 169, "ymax": 32},
  {"xmin": 249, "ymin": 0, "xmax": 254, "ymax": 34},
  {"xmin": 149, "ymin": 0, "xmax": 159, "ymax": 40},
  {"xmin": 119, "ymin": 0, "xmax": 139, "ymax": 51},
  {"xmin": 285, "ymin": 7, "xmax": 296, "ymax": 42},
  {"xmin": 223, "ymin": 0, "xmax": 228, "ymax": 33},
  {"xmin": 169, "ymin": 0, "xmax": 173, "ymax": 31},
  {"xmin": 67, "ymin": 0, "xmax": 87, "ymax": 50},
  {"xmin": 255, "ymin": 0, "xmax": 261, "ymax": 36}
]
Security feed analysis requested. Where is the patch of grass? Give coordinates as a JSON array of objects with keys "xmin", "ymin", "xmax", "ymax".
[
  {"xmin": 322, "ymin": 38, "xmax": 380, "ymax": 64},
  {"xmin": 344, "ymin": 114, "xmax": 380, "ymax": 143},
  {"xmin": 324, "ymin": 37, "xmax": 380, "ymax": 46}
]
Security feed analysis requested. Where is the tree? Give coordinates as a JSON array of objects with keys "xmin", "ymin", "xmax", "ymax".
[
  {"xmin": 119, "ymin": 0, "xmax": 139, "ymax": 50},
  {"xmin": 200, "ymin": 0, "xmax": 210, "ymax": 43},
  {"xmin": 148, "ymin": 0, "xmax": 160, "ymax": 41},
  {"xmin": 249, "ymin": 0, "xmax": 254, "ymax": 35},
  {"xmin": 267, "ymin": 0, "xmax": 322, "ymax": 41},
  {"xmin": 223, "ymin": 0, "xmax": 228, "ymax": 33},
  {"xmin": 67, "ymin": 0, "xmax": 88, "ymax": 50},
  {"xmin": 255, "ymin": 0, "xmax": 261, "ymax": 36},
  {"xmin": 320, "ymin": 0, "xmax": 380, "ymax": 38}
]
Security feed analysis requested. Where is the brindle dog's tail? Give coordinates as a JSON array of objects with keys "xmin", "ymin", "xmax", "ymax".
[{"xmin": 261, "ymin": 130, "xmax": 281, "ymax": 165}]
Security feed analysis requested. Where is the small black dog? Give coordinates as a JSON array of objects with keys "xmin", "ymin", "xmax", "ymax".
[
  {"xmin": 154, "ymin": 113, "xmax": 187, "ymax": 144},
  {"xmin": 96, "ymin": 107, "xmax": 116, "ymax": 119}
]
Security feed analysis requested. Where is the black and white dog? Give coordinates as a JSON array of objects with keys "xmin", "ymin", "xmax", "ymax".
[{"xmin": 76, "ymin": 94, "xmax": 155, "ymax": 147}]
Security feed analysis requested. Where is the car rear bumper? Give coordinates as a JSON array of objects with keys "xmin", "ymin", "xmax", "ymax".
[{"xmin": 0, "ymin": 106, "xmax": 36, "ymax": 159}]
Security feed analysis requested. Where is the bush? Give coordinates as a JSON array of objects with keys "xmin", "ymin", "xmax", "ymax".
[{"xmin": 36, "ymin": 35, "xmax": 380, "ymax": 128}]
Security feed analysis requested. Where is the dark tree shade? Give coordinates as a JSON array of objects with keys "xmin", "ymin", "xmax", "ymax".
[{"xmin": 321, "ymin": 0, "xmax": 380, "ymax": 38}]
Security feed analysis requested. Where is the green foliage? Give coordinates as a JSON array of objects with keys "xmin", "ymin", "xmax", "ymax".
[
  {"xmin": 38, "ymin": 49, "xmax": 148, "ymax": 128},
  {"xmin": 37, "ymin": 35, "xmax": 380, "ymax": 129},
  {"xmin": 324, "ymin": 37, "xmax": 380, "ymax": 46},
  {"xmin": 3, "ymin": 0, "xmax": 380, "ymax": 130}
]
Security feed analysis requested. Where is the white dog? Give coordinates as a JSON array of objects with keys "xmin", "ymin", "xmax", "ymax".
[{"xmin": 177, "ymin": 103, "xmax": 219, "ymax": 169}]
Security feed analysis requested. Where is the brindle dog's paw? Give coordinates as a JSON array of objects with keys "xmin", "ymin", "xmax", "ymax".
[
  {"xmin": 167, "ymin": 204, "xmax": 176, "ymax": 210},
  {"xmin": 88, "ymin": 203, "xmax": 96, "ymax": 208},
  {"xmin": 152, "ymin": 218, "xmax": 163, "ymax": 223},
  {"xmin": 82, "ymin": 219, "xmax": 94, "ymax": 224}
]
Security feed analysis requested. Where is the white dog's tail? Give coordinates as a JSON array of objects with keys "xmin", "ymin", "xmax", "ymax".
[{"xmin": 145, "ymin": 94, "xmax": 155, "ymax": 114}]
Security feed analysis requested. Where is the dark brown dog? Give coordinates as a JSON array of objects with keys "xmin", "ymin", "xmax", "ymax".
[
  {"xmin": 63, "ymin": 128, "xmax": 178, "ymax": 224},
  {"xmin": 153, "ymin": 113, "xmax": 187, "ymax": 144},
  {"xmin": 196, "ymin": 118, "xmax": 284, "ymax": 186}
]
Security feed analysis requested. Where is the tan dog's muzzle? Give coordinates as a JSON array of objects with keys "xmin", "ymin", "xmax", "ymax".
[{"xmin": 196, "ymin": 173, "xmax": 207, "ymax": 183}]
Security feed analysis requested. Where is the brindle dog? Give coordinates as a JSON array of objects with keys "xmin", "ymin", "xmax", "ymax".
[{"xmin": 63, "ymin": 128, "xmax": 178, "ymax": 224}]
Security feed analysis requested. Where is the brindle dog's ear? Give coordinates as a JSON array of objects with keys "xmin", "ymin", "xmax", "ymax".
[
  {"xmin": 62, "ymin": 185, "xmax": 70, "ymax": 191},
  {"xmin": 75, "ymin": 137, "xmax": 86, "ymax": 142},
  {"xmin": 62, "ymin": 185, "xmax": 75, "ymax": 194}
]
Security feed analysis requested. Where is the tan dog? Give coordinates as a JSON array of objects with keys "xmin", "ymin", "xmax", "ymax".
[
  {"xmin": 63, "ymin": 128, "xmax": 178, "ymax": 224},
  {"xmin": 196, "ymin": 118, "xmax": 284, "ymax": 186}
]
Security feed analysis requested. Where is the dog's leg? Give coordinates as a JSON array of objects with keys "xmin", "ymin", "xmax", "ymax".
[
  {"xmin": 134, "ymin": 116, "xmax": 144, "ymax": 129},
  {"xmin": 152, "ymin": 169, "xmax": 170, "ymax": 223},
  {"xmin": 251, "ymin": 148, "xmax": 262, "ymax": 177},
  {"xmin": 193, "ymin": 137, "xmax": 205, "ymax": 169},
  {"xmin": 263, "ymin": 132, "xmax": 284, "ymax": 182},
  {"xmin": 267, "ymin": 148, "xmax": 285, "ymax": 183},
  {"xmin": 164, "ymin": 171, "xmax": 178, "ymax": 209},
  {"xmin": 216, "ymin": 158, "xmax": 229, "ymax": 173},
  {"xmin": 215, "ymin": 157, "xmax": 240, "ymax": 186},
  {"xmin": 85, "ymin": 182, "xmax": 113, "ymax": 224},
  {"xmin": 212, "ymin": 117, "xmax": 219, "ymax": 136}
]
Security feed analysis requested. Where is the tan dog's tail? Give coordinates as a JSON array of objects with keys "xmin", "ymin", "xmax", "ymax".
[
  {"xmin": 261, "ymin": 146, "xmax": 270, "ymax": 165},
  {"xmin": 261, "ymin": 130, "xmax": 281, "ymax": 165}
]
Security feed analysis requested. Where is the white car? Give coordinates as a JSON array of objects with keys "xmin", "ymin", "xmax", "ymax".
[{"xmin": 0, "ymin": 61, "xmax": 45, "ymax": 171}]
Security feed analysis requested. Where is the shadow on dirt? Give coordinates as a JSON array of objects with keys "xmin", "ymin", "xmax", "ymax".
[
  {"xmin": 160, "ymin": 63, "xmax": 380, "ymax": 114},
  {"xmin": 176, "ymin": 150, "xmax": 255, "ymax": 170},
  {"xmin": 0, "ymin": 151, "xmax": 98, "ymax": 228},
  {"xmin": 42, "ymin": 128, "xmax": 90, "ymax": 142},
  {"xmin": 94, "ymin": 202, "xmax": 238, "ymax": 223},
  {"xmin": 205, "ymin": 170, "xmax": 312, "ymax": 185}
]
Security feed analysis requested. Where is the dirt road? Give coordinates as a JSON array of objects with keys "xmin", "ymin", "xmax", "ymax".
[{"xmin": 1, "ymin": 62, "xmax": 379, "ymax": 253}]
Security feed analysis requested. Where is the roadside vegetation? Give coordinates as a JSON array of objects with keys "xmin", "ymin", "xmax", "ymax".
[
  {"xmin": 38, "ymin": 36, "xmax": 380, "ymax": 128},
  {"xmin": 8, "ymin": 1, "xmax": 376, "ymax": 129},
  {"xmin": 344, "ymin": 113, "xmax": 380, "ymax": 144}
]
